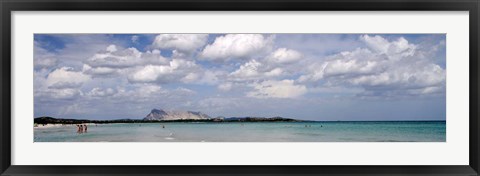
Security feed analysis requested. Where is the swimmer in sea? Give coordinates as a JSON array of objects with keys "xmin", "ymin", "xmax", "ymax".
[{"xmin": 77, "ymin": 124, "xmax": 83, "ymax": 134}]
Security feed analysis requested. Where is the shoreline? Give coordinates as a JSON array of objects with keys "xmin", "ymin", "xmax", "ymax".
[
  {"xmin": 34, "ymin": 123, "xmax": 97, "ymax": 129},
  {"xmin": 33, "ymin": 120, "xmax": 447, "ymax": 128}
]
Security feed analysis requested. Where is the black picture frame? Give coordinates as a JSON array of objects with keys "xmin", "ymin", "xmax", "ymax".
[{"xmin": 1, "ymin": 0, "xmax": 479, "ymax": 175}]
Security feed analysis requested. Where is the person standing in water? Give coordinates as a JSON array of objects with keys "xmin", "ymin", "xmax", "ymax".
[
  {"xmin": 84, "ymin": 124, "xmax": 88, "ymax": 133},
  {"xmin": 77, "ymin": 124, "xmax": 83, "ymax": 134}
]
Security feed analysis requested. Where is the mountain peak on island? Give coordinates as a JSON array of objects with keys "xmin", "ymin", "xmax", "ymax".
[
  {"xmin": 150, "ymin": 108, "xmax": 167, "ymax": 114},
  {"xmin": 144, "ymin": 108, "xmax": 211, "ymax": 121}
]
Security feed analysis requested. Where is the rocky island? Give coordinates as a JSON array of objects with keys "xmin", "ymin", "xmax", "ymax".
[
  {"xmin": 34, "ymin": 108, "xmax": 302, "ymax": 124},
  {"xmin": 144, "ymin": 109, "xmax": 211, "ymax": 121}
]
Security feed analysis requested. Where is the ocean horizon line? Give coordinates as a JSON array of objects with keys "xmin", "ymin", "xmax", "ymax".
[{"xmin": 34, "ymin": 116, "xmax": 446, "ymax": 123}]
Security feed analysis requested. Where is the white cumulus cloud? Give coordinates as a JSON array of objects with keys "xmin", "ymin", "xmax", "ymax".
[
  {"xmin": 35, "ymin": 88, "xmax": 83, "ymax": 100},
  {"xmin": 128, "ymin": 59, "xmax": 202, "ymax": 84},
  {"xmin": 152, "ymin": 34, "xmax": 208, "ymax": 54},
  {"xmin": 87, "ymin": 87, "xmax": 117, "ymax": 97},
  {"xmin": 200, "ymin": 34, "xmax": 274, "ymax": 62},
  {"xmin": 266, "ymin": 48, "xmax": 303, "ymax": 64},
  {"xmin": 247, "ymin": 79, "xmax": 307, "ymax": 98},
  {"xmin": 83, "ymin": 45, "xmax": 168, "ymax": 76},
  {"xmin": 229, "ymin": 59, "xmax": 284, "ymax": 81},
  {"xmin": 361, "ymin": 35, "xmax": 416, "ymax": 58},
  {"xmin": 299, "ymin": 35, "xmax": 445, "ymax": 97},
  {"xmin": 85, "ymin": 45, "xmax": 167, "ymax": 69},
  {"xmin": 46, "ymin": 67, "xmax": 90, "ymax": 89}
]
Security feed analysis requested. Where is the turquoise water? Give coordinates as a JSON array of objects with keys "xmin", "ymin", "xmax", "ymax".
[{"xmin": 34, "ymin": 121, "xmax": 446, "ymax": 142}]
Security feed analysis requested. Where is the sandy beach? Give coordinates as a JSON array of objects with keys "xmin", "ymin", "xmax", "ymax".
[{"xmin": 34, "ymin": 123, "xmax": 96, "ymax": 129}]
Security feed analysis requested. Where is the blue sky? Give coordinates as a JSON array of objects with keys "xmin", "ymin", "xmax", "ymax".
[{"xmin": 33, "ymin": 34, "xmax": 446, "ymax": 121}]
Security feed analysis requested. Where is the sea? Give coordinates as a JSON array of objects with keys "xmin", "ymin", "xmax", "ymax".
[{"xmin": 33, "ymin": 121, "xmax": 446, "ymax": 142}]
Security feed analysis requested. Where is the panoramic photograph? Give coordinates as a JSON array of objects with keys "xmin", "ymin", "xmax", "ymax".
[{"xmin": 33, "ymin": 33, "xmax": 446, "ymax": 142}]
